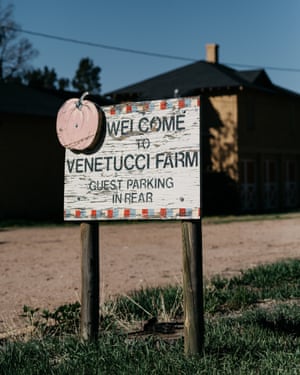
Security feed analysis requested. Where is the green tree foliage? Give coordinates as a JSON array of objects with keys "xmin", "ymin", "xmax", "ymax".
[
  {"xmin": 0, "ymin": 3, "xmax": 38, "ymax": 82},
  {"xmin": 23, "ymin": 66, "xmax": 70, "ymax": 90},
  {"xmin": 58, "ymin": 77, "xmax": 70, "ymax": 91},
  {"xmin": 0, "ymin": 4, "xmax": 102, "ymax": 93},
  {"xmin": 72, "ymin": 57, "xmax": 101, "ymax": 94},
  {"xmin": 24, "ymin": 57, "xmax": 102, "ymax": 92},
  {"xmin": 24, "ymin": 66, "xmax": 57, "ymax": 89}
]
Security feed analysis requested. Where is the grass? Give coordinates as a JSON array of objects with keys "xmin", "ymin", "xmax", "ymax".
[
  {"xmin": 203, "ymin": 210, "xmax": 300, "ymax": 225},
  {"xmin": 0, "ymin": 259, "xmax": 300, "ymax": 374}
]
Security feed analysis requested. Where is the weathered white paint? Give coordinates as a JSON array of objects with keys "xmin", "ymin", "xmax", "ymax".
[{"xmin": 64, "ymin": 96, "xmax": 201, "ymax": 220}]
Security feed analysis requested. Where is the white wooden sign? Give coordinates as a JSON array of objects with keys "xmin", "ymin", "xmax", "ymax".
[{"xmin": 64, "ymin": 96, "xmax": 201, "ymax": 220}]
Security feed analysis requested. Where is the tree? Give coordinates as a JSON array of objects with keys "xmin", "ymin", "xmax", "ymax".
[
  {"xmin": 72, "ymin": 57, "xmax": 101, "ymax": 94},
  {"xmin": 23, "ymin": 66, "xmax": 70, "ymax": 90},
  {"xmin": 58, "ymin": 77, "xmax": 70, "ymax": 91},
  {"xmin": 23, "ymin": 58, "xmax": 103, "ymax": 92},
  {"xmin": 0, "ymin": 3, "xmax": 38, "ymax": 82},
  {"xmin": 23, "ymin": 66, "xmax": 57, "ymax": 89}
]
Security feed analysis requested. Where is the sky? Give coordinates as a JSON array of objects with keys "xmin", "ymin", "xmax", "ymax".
[{"xmin": 3, "ymin": 0, "xmax": 300, "ymax": 95}]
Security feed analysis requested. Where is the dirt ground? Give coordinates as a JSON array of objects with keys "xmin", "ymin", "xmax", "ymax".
[{"xmin": 0, "ymin": 214, "xmax": 300, "ymax": 333}]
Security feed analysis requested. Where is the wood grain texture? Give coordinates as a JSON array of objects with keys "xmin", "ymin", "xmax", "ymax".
[
  {"xmin": 182, "ymin": 220, "xmax": 204, "ymax": 355},
  {"xmin": 80, "ymin": 222, "xmax": 99, "ymax": 341}
]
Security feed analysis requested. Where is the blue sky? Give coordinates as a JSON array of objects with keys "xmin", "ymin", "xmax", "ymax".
[{"xmin": 5, "ymin": 0, "xmax": 300, "ymax": 95}]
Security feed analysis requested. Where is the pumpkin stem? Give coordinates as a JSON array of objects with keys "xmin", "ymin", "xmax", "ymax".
[{"xmin": 76, "ymin": 91, "xmax": 89, "ymax": 109}]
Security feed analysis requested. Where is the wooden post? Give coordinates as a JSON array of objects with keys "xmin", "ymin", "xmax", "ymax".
[
  {"xmin": 182, "ymin": 219, "xmax": 204, "ymax": 355},
  {"xmin": 80, "ymin": 222, "xmax": 99, "ymax": 341}
]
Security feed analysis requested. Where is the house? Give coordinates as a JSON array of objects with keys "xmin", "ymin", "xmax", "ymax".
[
  {"xmin": 0, "ymin": 83, "xmax": 111, "ymax": 221},
  {"xmin": 105, "ymin": 44, "xmax": 300, "ymax": 214}
]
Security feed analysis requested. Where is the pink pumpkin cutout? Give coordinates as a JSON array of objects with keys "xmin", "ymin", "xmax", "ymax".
[{"xmin": 56, "ymin": 93, "xmax": 102, "ymax": 151}]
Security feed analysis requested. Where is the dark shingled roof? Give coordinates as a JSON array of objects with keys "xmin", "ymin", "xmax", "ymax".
[
  {"xmin": 0, "ymin": 83, "xmax": 112, "ymax": 117},
  {"xmin": 0, "ymin": 83, "xmax": 63, "ymax": 117},
  {"xmin": 105, "ymin": 60, "xmax": 300, "ymax": 101}
]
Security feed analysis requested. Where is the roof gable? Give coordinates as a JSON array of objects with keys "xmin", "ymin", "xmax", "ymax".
[
  {"xmin": 106, "ymin": 60, "xmax": 300, "ymax": 100},
  {"xmin": 106, "ymin": 61, "xmax": 249, "ymax": 100},
  {"xmin": 237, "ymin": 69, "xmax": 273, "ymax": 87}
]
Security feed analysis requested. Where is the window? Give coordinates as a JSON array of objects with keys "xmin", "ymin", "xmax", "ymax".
[
  {"xmin": 240, "ymin": 159, "xmax": 257, "ymax": 210},
  {"xmin": 285, "ymin": 160, "xmax": 298, "ymax": 207},
  {"xmin": 263, "ymin": 160, "xmax": 278, "ymax": 209}
]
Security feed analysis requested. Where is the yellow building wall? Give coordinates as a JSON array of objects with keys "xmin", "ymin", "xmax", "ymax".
[{"xmin": 208, "ymin": 95, "xmax": 239, "ymax": 181}]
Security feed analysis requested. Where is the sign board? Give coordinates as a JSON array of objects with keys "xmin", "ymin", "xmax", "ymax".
[{"xmin": 64, "ymin": 96, "xmax": 201, "ymax": 220}]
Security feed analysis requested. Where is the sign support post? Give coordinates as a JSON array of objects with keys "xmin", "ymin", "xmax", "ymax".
[
  {"xmin": 80, "ymin": 222, "xmax": 99, "ymax": 341},
  {"xmin": 182, "ymin": 219, "xmax": 204, "ymax": 355}
]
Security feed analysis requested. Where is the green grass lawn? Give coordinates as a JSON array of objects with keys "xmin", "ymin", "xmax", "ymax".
[{"xmin": 0, "ymin": 259, "xmax": 299, "ymax": 374}]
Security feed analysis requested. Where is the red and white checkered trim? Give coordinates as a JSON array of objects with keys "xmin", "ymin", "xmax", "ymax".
[
  {"xmin": 106, "ymin": 97, "xmax": 200, "ymax": 116},
  {"xmin": 64, "ymin": 207, "xmax": 201, "ymax": 220}
]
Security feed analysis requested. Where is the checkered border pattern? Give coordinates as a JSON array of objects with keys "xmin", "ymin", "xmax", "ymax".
[
  {"xmin": 65, "ymin": 96, "xmax": 200, "ymax": 221},
  {"xmin": 64, "ymin": 208, "xmax": 201, "ymax": 220},
  {"xmin": 105, "ymin": 97, "xmax": 200, "ymax": 116}
]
